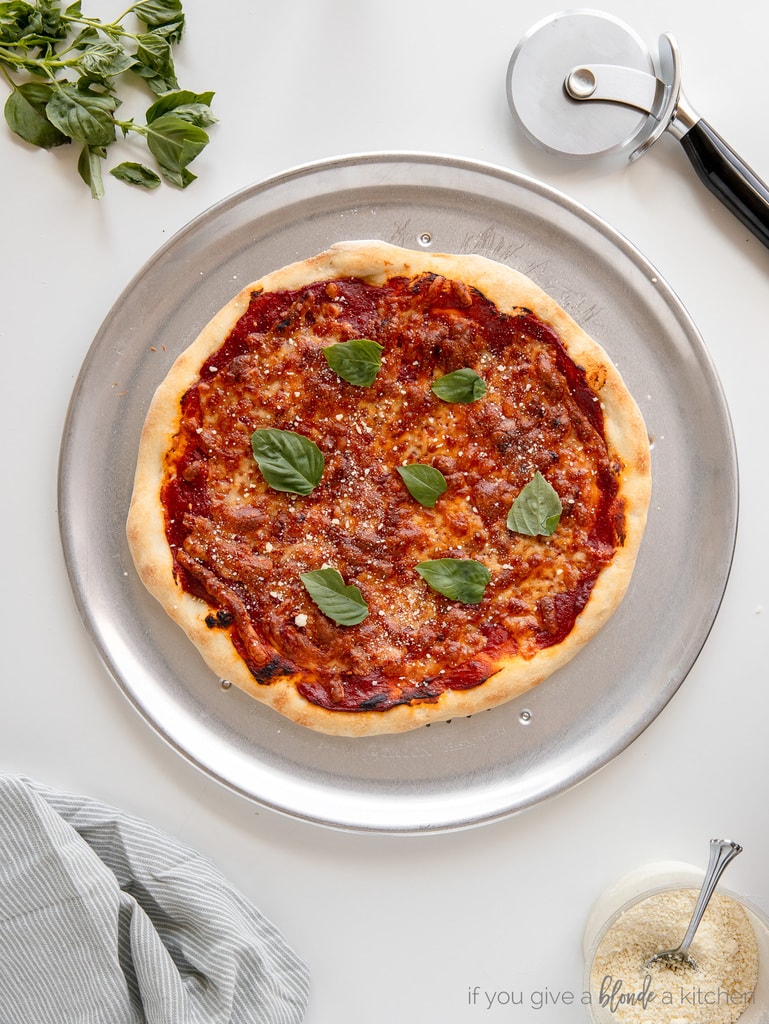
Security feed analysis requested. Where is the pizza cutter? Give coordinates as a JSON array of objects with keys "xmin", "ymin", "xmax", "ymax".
[{"xmin": 506, "ymin": 10, "xmax": 769, "ymax": 249}]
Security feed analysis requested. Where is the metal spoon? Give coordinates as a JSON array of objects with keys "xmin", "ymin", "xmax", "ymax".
[{"xmin": 646, "ymin": 839, "xmax": 743, "ymax": 970}]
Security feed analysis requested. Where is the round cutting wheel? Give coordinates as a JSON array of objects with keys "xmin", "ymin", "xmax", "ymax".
[{"xmin": 507, "ymin": 10, "xmax": 656, "ymax": 158}]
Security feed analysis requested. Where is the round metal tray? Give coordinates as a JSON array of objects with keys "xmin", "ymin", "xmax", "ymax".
[{"xmin": 58, "ymin": 153, "xmax": 737, "ymax": 834}]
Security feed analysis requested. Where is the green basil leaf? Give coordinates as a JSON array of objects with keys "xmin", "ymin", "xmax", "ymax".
[
  {"xmin": 507, "ymin": 470, "xmax": 563, "ymax": 536},
  {"xmin": 251, "ymin": 427, "xmax": 324, "ymax": 495},
  {"xmin": 146, "ymin": 89, "xmax": 216, "ymax": 127},
  {"xmin": 300, "ymin": 568, "xmax": 369, "ymax": 626},
  {"xmin": 77, "ymin": 143, "xmax": 105, "ymax": 198},
  {"xmin": 397, "ymin": 463, "xmax": 447, "ymax": 508},
  {"xmin": 135, "ymin": 0, "xmax": 184, "ymax": 21},
  {"xmin": 79, "ymin": 41, "xmax": 136, "ymax": 79},
  {"xmin": 33, "ymin": 0, "xmax": 66, "ymax": 37},
  {"xmin": 134, "ymin": 0, "xmax": 185, "ymax": 42},
  {"xmin": 415, "ymin": 558, "xmax": 491, "ymax": 604},
  {"xmin": 0, "ymin": 2, "xmax": 37, "ymax": 43},
  {"xmin": 110, "ymin": 160, "xmax": 161, "ymax": 189},
  {"xmin": 45, "ymin": 84, "xmax": 116, "ymax": 146},
  {"xmin": 324, "ymin": 338, "xmax": 383, "ymax": 387},
  {"xmin": 4, "ymin": 83, "xmax": 68, "ymax": 148},
  {"xmin": 144, "ymin": 112, "xmax": 208, "ymax": 186},
  {"xmin": 431, "ymin": 367, "xmax": 487, "ymax": 404},
  {"xmin": 133, "ymin": 31, "xmax": 178, "ymax": 93}
]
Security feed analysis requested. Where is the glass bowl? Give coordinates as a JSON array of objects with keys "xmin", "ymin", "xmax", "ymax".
[{"xmin": 583, "ymin": 861, "xmax": 769, "ymax": 1023}]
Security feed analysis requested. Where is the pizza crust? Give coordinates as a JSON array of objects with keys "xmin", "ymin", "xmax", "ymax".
[{"xmin": 127, "ymin": 240, "xmax": 651, "ymax": 736}]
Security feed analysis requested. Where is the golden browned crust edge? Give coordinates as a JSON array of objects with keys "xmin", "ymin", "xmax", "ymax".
[{"xmin": 127, "ymin": 240, "xmax": 651, "ymax": 737}]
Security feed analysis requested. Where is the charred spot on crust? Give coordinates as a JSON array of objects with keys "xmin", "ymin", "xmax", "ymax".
[
  {"xmin": 359, "ymin": 693, "xmax": 390, "ymax": 710},
  {"xmin": 394, "ymin": 692, "xmax": 441, "ymax": 707},
  {"xmin": 393, "ymin": 682, "xmax": 443, "ymax": 706},
  {"xmin": 250, "ymin": 656, "xmax": 296, "ymax": 685},
  {"xmin": 205, "ymin": 609, "xmax": 234, "ymax": 628}
]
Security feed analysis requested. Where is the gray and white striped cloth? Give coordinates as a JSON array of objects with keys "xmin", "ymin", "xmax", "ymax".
[{"xmin": 0, "ymin": 774, "xmax": 310, "ymax": 1023}]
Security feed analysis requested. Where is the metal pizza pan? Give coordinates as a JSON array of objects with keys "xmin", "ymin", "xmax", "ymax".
[{"xmin": 58, "ymin": 152, "xmax": 737, "ymax": 834}]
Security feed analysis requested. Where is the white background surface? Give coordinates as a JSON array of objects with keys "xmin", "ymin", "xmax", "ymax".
[{"xmin": 2, "ymin": 1, "xmax": 768, "ymax": 1021}]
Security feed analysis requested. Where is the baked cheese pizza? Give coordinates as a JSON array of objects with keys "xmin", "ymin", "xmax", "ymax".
[{"xmin": 127, "ymin": 240, "xmax": 651, "ymax": 736}]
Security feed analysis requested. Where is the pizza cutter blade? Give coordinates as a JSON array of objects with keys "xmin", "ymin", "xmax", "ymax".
[{"xmin": 506, "ymin": 9, "xmax": 769, "ymax": 250}]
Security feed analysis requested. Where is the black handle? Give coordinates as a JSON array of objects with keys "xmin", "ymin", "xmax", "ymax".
[{"xmin": 680, "ymin": 119, "xmax": 769, "ymax": 249}]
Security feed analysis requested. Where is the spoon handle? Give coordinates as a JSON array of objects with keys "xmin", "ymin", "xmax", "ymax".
[{"xmin": 677, "ymin": 839, "xmax": 743, "ymax": 957}]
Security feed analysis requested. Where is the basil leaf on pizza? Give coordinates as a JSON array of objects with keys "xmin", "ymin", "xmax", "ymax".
[
  {"xmin": 415, "ymin": 558, "xmax": 491, "ymax": 604},
  {"xmin": 507, "ymin": 471, "xmax": 563, "ymax": 536},
  {"xmin": 397, "ymin": 464, "xmax": 447, "ymax": 507},
  {"xmin": 431, "ymin": 367, "xmax": 487, "ymax": 403},
  {"xmin": 324, "ymin": 338, "xmax": 383, "ymax": 386},
  {"xmin": 300, "ymin": 568, "xmax": 369, "ymax": 625},
  {"xmin": 250, "ymin": 427, "xmax": 324, "ymax": 495}
]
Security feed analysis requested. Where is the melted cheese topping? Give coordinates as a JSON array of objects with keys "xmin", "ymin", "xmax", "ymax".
[{"xmin": 161, "ymin": 273, "xmax": 623, "ymax": 712}]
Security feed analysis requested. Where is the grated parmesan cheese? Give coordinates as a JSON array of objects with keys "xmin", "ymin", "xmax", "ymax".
[{"xmin": 589, "ymin": 889, "xmax": 759, "ymax": 1024}]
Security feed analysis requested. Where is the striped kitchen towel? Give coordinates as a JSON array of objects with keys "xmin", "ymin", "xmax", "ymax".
[{"xmin": 0, "ymin": 774, "xmax": 310, "ymax": 1023}]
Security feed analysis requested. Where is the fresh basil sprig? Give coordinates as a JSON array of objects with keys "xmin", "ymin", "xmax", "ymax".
[
  {"xmin": 251, "ymin": 428, "xmax": 324, "ymax": 495},
  {"xmin": 324, "ymin": 338, "xmax": 383, "ymax": 387},
  {"xmin": 415, "ymin": 558, "xmax": 491, "ymax": 604},
  {"xmin": 0, "ymin": 1, "xmax": 216, "ymax": 197},
  {"xmin": 397, "ymin": 464, "xmax": 447, "ymax": 508},
  {"xmin": 300, "ymin": 568, "xmax": 369, "ymax": 626},
  {"xmin": 507, "ymin": 471, "xmax": 563, "ymax": 536},
  {"xmin": 431, "ymin": 368, "xmax": 487, "ymax": 404}
]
